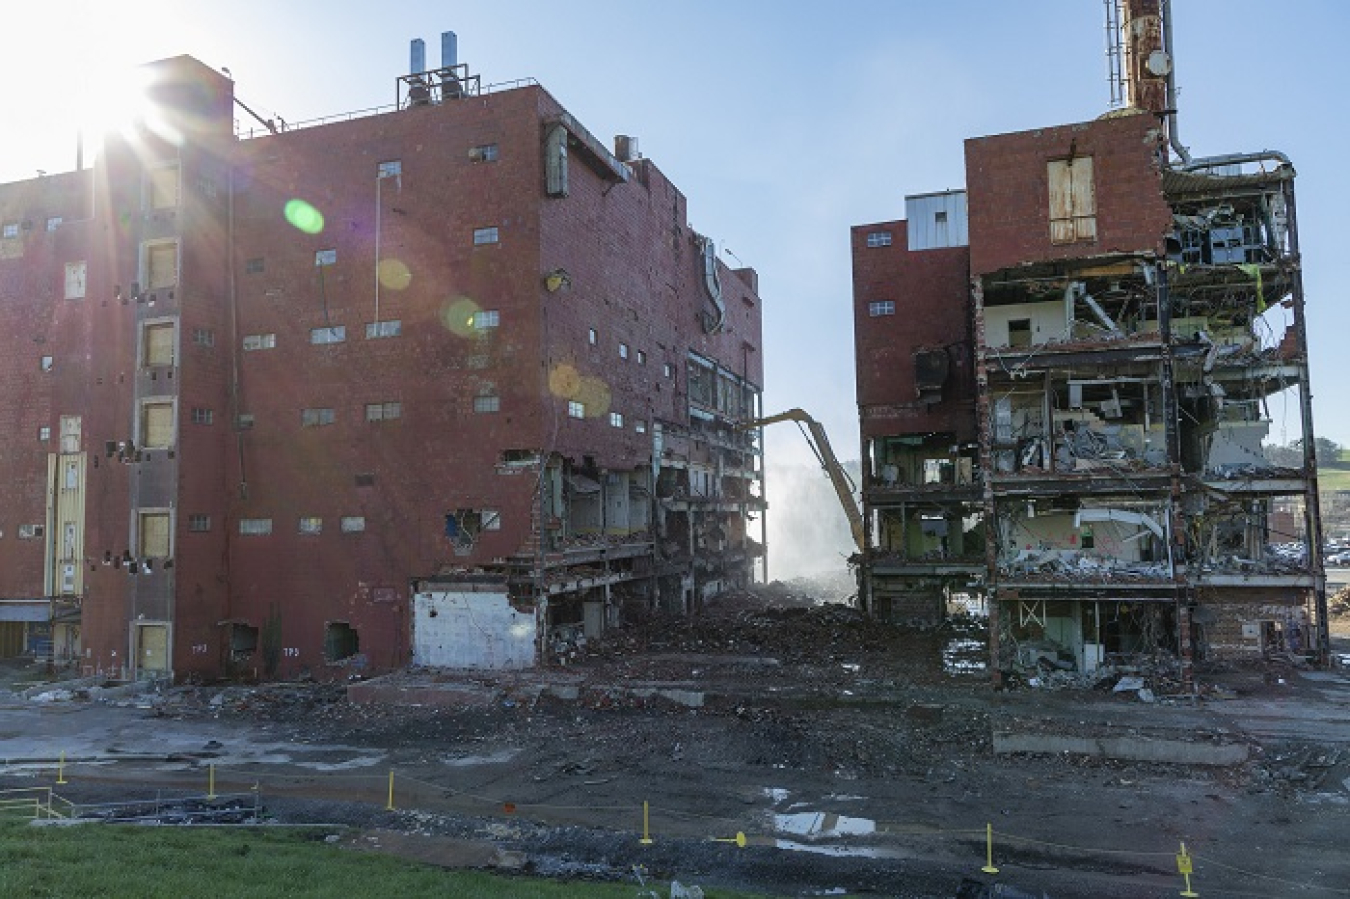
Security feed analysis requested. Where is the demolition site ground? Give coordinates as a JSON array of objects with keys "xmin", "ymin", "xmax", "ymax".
[{"xmin": 4, "ymin": 575, "xmax": 1350, "ymax": 898}]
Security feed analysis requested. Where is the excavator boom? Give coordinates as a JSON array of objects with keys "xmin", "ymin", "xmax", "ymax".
[{"xmin": 738, "ymin": 409, "xmax": 865, "ymax": 553}]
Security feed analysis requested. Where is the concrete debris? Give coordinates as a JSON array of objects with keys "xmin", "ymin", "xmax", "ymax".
[
  {"xmin": 669, "ymin": 882, "xmax": 705, "ymax": 899},
  {"xmin": 1002, "ymin": 549, "xmax": 1167, "ymax": 581}
]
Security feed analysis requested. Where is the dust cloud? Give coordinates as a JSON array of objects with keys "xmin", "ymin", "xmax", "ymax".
[{"xmin": 762, "ymin": 459, "xmax": 861, "ymax": 581}]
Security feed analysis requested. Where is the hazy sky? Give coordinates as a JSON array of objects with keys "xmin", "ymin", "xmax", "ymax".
[{"xmin": 2, "ymin": 0, "xmax": 1344, "ymax": 477}]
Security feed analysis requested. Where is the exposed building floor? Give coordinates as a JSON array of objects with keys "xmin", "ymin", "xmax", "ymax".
[{"xmin": 2, "ymin": 582, "xmax": 1349, "ymax": 898}]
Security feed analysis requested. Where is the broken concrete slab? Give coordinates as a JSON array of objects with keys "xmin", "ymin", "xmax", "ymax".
[{"xmin": 992, "ymin": 730, "xmax": 1248, "ymax": 766}]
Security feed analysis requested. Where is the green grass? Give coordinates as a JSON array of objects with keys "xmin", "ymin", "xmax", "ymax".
[
  {"xmin": 1321, "ymin": 468, "xmax": 1350, "ymax": 492},
  {"xmin": 0, "ymin": 821, "xmax": 766, "ymax": 899}
]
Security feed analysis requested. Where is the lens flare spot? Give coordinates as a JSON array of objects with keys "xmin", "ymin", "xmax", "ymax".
[
  {"xmin": 284, "ymin": 199, "xmax": 325, "ymax": 235},
  {"xmin": 548, "ymin": 364, "xmax": 581, "ymax": 399},
  {"xmin": 439, "ymin": 296, "xmax": 481, "ymax": 338},
  {"xmin": 377, "ymin": 258, "xmax": 412, "ymax": 291},
  {"xmin": 575, "ymin": 376, "xmax": 612, "ymax": 417}
]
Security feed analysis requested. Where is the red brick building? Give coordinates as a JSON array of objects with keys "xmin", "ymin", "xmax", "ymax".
[
  {"xmin": 852, "ymin": 0, "xmax": 1329, "ymax": 679},
  {"xmin": 0, "ymin": 48, "xmax": 764, "ymax": 679}
]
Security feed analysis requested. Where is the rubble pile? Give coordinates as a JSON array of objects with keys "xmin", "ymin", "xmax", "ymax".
[{"xmin": 1001, "ymin": 549, "xmax": 1168, "ymax": 581}]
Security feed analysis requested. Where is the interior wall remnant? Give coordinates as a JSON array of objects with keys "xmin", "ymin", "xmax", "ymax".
[{"xmin": 413, "ymin": 588, "xmax": 535, "ymax": 669}]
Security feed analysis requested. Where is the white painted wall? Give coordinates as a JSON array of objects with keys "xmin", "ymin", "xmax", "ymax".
[
  {"xmin": 413, "ymin": 589, "xmax": 536, "ymax": 669},
  {"xmin": 985, "ymin": 301, "xmax": 1069, "ymax": 347}
]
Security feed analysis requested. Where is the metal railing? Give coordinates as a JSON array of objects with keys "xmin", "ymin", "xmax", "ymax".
[
  {"xmin": 234, "ymin": 77, "xmax": 541, "ymax": 141},
  {"xmin": 0, "ymin": 787, "xmax": 75, "ymax": 820}
]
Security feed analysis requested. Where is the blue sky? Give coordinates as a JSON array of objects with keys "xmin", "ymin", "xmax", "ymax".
[{"xmin": 3, "ymin": 0, "xmax": 1345, "ymax": 473}]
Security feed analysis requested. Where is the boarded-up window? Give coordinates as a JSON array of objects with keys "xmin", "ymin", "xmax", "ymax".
[
  {"xmin": 141, "ymin": 401, "xmax": 174, "ymax": 448},
  {"xmin": 139, "ymin": 511, "xmax": 171, "ymax": 558},
  {"xmin": 1048, "ymin": 157, "xmax": 1096, "ymax": 245},
  {"xmin": 144, "ymin": 322, "xmax": 175, "ymax": 367},
  {"xmin": 59, "ymin": 415, "xmax": 81, "ymax": 453},
  {"xmin": 146, "ymin": 242, "xmax": 179, "ymax": 289},
  {"xmin": 64, "ymin": 261, "xmax": 86, "ymax": 299},
  {"xmin": 147, "ymin": 165, "xmax": 180, "ymax": 209}
]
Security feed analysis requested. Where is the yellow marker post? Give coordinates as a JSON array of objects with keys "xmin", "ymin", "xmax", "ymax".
[
  {"xmin": 981, "ymin": 822, "xmax": 999, "ymax": 874},
  {"xmin": 1176, "ymin": 841, "xmax": 1198, "ymax": 897},
  {"xmin": 386, "ymin": 770, "xmax": 395, "ymax": 811},
  {"xmin": 640, "ymin": 801, "xmax": 654, "ymax": 845},
  {"xmin": 712, "ymin": 832, "xmax": 748, "ymax": 848},
  {"xmin": 56, "ymin": 751, "xmax": 67, "ymax": 785},
  {"xmin": 207, "ymin": 764, "xmax": 216, "ymax": 800}
]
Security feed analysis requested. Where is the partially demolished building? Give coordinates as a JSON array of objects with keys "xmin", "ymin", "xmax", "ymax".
[
  {"xmin": 0, "ymin": 41, "xmax": 764, "ymax": 679},
  {"xmin": 852, "ymin": 0, "xmax": 1328, "ymax": 683}
]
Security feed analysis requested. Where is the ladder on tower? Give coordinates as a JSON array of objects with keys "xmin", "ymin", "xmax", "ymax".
[{"xmin": 1103, "ymin": 0, "xmax": 1125, "ymax": 108}]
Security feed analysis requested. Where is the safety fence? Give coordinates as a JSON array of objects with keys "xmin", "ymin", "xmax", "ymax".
[{"xmin": 9, "ymin": 756, "xmax": 1350, "ymax": 898}]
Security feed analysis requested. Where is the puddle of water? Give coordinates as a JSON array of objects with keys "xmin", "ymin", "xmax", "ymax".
[
  {"xmin": 942, "ymin": 637, "xmax": 988, "ymax": 674},
  {"xmin": 773, "ymin": 811, "xmax": 876, "ymax": 838},
  {"xmin": 762, "ymin": 787, "xmax": 789, "ymax": 804},
  {"xmin": 442, "ymin": 748, "xmax": 522, "ymax": 767},
  {"xmin": 773, "ymin": 839, "xmax": 891, "ymax": 858},
  {"xmin": 296, "ymin": 756, "xmax": 383, "ymax": 772}
]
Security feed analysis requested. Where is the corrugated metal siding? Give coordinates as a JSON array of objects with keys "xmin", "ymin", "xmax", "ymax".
[{"xmin": 906, "ymin": 191, "xmax": 968, "ymax": 250}]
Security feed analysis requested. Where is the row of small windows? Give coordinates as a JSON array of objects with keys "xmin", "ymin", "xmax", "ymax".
[
  {"xmin": 3, "ymin": 217, "xmax": 64, "ymax": 238},
  {"xmin": 236, "ymin": 516, "xmax": 370, "ymax": 535},
  {"xmin": 589, "ymin": 328, "xmax": 666, "ymax": 373},
  {"xmin": 241, "ymin": 316, "xmax": 491, "ymax": 351}
]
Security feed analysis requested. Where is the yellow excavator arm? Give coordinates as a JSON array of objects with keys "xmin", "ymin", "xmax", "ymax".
[{"xmin": 737, "ymin": 408, "xmax": 865, "ymax": 554}]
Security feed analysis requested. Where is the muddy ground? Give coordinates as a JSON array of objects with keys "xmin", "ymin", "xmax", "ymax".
[{"xmin": 4, "ymin": 579, "xmax": 1350, "ymax": 898}]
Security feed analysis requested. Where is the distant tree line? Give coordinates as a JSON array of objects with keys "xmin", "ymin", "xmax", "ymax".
[{"xmin": 1265, "ymin": 437, "xmax": 1343, "ymax": 468}]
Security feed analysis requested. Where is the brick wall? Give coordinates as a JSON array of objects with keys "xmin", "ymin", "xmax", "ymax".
[
  {"xmin": 965, "ymin": 113, "xmax": 1171, "ymax": 277},
  {"xmin": 851, "ymin": 221, "xmax": 975, "ymax": 443}
]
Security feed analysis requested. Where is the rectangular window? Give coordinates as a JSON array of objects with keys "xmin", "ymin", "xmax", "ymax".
[
  {"xmin": 354, "ymin": 473, "xmax": 376, "ymax": 487},
  {"xmin": 38, "ymin": 426, "xmax": 51, "ymax": 441},
  {"xmin": 60, "ymin": 415, "xmax": 80, "ymax": 453},
  {"xmin": 146, "ymin": 165, "xmax": 180, "ymax": 209},
  {"xmin": 365, "ymin": 319, "xmax": 402, "ymax": 339},
  {"xmin": 472, "ymin": 310, "xmax": 499, "ymax": 330},
  {"xmin": 310, "ymin": 325, "xmax": 346, "ymax": 344},
  {"xmin": 473, "ymin": 395, "xmax": 500, "ymax": 413},
  {"xmin": 188, "ymin": 514, "xmax": 211, "ymax": 532},
  {"xmin": 40, "ymin": 356, "xmax": 53, "ymax": 372},
  {"xmin": 2, "ymin": 223, "xmax": 18, "ymax": 239},
  {"xmin": 238, "ymin": 518, "xmax": 273, "ymax": 536},
  {"xmin": 568, "ymin": 400, "xmax": 585, "ymax": 419},
  {"xmin": 663, "ymin": 363, "xmax": 673, "ymax": 378},
  {"xmin": 1008, "ymin": 318, "xmax": 1032, "ymax": 348},
  {"xmin": 635, "ymin": 420, "xmax": 647, "ymax": 434},
  {"xmin": 610, "ymin": 412, "xmax": 624, "ymax": 428},
  {"xmin": 64, "ymin": 261, "xmax": 86, "ymax": 300},
  {"xmin": 298, "ymin": 516, "xmax": 323, "ymax": 535},
  {"xmin": 315, "ymin": 249, "xmax": 337, "ymax": 266},
  {"xmin": 144, "ymin": 322, "xmax": 175, "ymax": 367},
  {"xmin": 191, "ymin": 407, "xmax": 214, "ymax": 425},
  {"xmin": 469, "ymin": 144, "xmax": 499, "ymax": 162},
  {"xmin": 619, "ymin": 343, "xmax": 629, "ymax": 360},
  {"xmin": 139, "ymin": 511, "xmax": 171, "ymax": 558},
  {"xmin": 242, "ymin": 333, "xmax": 276, "ymax": 351},
  {"xmin": 1048, "ymin": 156, "xmax": 1097, "ymax": 244},
  {"xmin": 145, "ymin": 241, "xmax": 178, "ymax": 290},
  {"xmin": 588, "ymin": 328, "xmax": 598, "ymax": 345},
  {"xmin": 245, "ymin": 257, "xmax": 265, "ymax": 274},
  {"xmin": 637, "ymin": 350, "xmax": 647, "ymax": 365},
  {"xmin": 866, "ymin": 231, "xmax": 893, "ymax": 248},
  {"xmin": 140, "ymin": 401, "xmax": 175, "ymax": 448},
  {"xmin": 236, "ymin": 413, "xmax": 255, "ymax": 430},
  {"xmin": 377, "ymin": 160, "xmax": 402, "ymax": 178},
  {"xmin": 340, "ymin": 516, "xmax": 366, "ymax": 533},
  {"xmin": 301, "ymin": 407, "xmax": 335, "ymax": 427},
  {"xmin": 473, "ymin": 226, "xmax": 500, "ymax": 246},
  {"xmin": 365, "ymin": 401, "xmax": 402, "ymax": 421},
  {"xmin": 18, "ymin": 524, "xmax": 44, "ymax": 539},
  {"xmin": 868, "ymin": 301, "xmax": 896, "ymax": 317},
  {"xmin": 46, "ymin": 216, "xmax": 62, "ymax": 232},
  {"xmin": 192, "ymin": 327, "xmax": 215, "ymax": 347}
]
